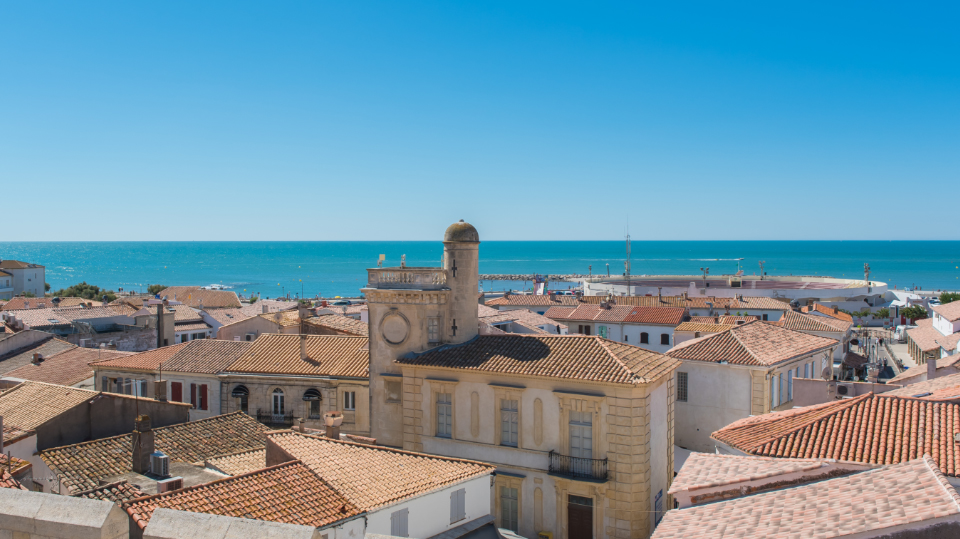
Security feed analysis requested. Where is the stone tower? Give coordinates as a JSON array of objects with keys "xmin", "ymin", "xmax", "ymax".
[{"xmin": 362, "ymin": 220, "xmax": 480, "ymax": 447}]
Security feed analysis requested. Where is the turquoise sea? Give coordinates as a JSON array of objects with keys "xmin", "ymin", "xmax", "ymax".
[{"xmin": 0, "ymin": 241, "xmax": 958, "ymax": 299}]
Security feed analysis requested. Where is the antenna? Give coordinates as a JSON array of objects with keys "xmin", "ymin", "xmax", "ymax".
[
  {"xmin": 625, "ymin": 224, "xmax": 631, "ymax": 294},
  {"xmin": 759, "ymin": 261, "xmax": 766, "ymax": 280}
]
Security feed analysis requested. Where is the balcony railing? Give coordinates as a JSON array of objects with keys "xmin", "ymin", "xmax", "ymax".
[
  {"xmin": 256, "ymin": 410, "xmax": 295, "ymax": 427},
  {"xmin": 366, "ymin": 268, "xmax": 448, "ymax": 290},
  {"xmin": 548, "ymin": 451, "xmax": 608, "ymax": 482}
]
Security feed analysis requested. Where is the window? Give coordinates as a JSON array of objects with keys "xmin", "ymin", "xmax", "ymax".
[
  {"xmin": 770, "ymin": 376, "xmax": 776, "ymax": 409},
  {"xmin": 273, "ymin": 388, "xmax": 285, "ymax": 415},
  {"xmin": 239, "ymin": 395, "xmax": 248, "ymax": 413},
  {"xmin": 428, "ymin": 318, "xmax": 440, "ymax": 343},
  {"xmin": 762, "ymin": 314, "xmax": 769, "ymax": 321},
  {"xmin": 390, "ymin": 508, "xmax": 409, "ymax": 537},
  {"xmin": 569, "ymin": 406, "xmax": 593, "ymax": 460},
  {"xmin": 787, "ymin": 370, "xmax": 793, "ymax": 402},
  {"xmin": 640, "ymin": 332, "xmax": 649, "ymax": 344},
  {"xmin": 385, "ymin": 380, "xmax": 402, "ymax": 403},
  {"xmin": 677, "ymin": 372, "xmax": 688, "ymax": 402},
  {"xmin": 804, "ymin": 363, "xmax": 810, "ymax": 379},
  {"xmin": 450, "ymin": 488, "xmax": 466, "ymax": 523},
  {"xmin": 190, "ymin": 384, "xmax": 198, "ymax": 409},
  {"xmin": 577, "ymin": 324, "xmax": 592, "ymax": 335},
  {"xmin": 344, "ymin": 391, "xmax": 356, "ymax": 411},
  {"xmin": 171, "ymin": 382, "xmax": 183, "ymax": 403},
  {"xmin": 660, "ymin": 333, "xmax": 670, "ymax": 346},
  {"xmin": 624, "ymin": 334, "xmax": 628, "ymax": 342},
  {"xmin": 779, "ymin": 373, "xmax": 787, "ymax": 406},
  {"xmin": 101, "ymin": 376, "xmax": 108, "ymax": 392},
  {"xmin": 500, "ymin": 487, "xmax": 519, "ymax": 532},
  {"xmin": 500, "ymin": 399, "xmax": 518, "ymax": 447},
  {"xmin": 232, "ymin": 385, "xmax": 249, "ymax": 413},
  {"xmin": 310, "ymin": 400, "xmax": 320, "ymax": 418},
  {"xmin": 124, "ymin": 378, "xmax": 132, "ymax": 395},
  {"xmin": 437, "ymin": 392, "xmax": 452, "ymax": 438},
  {"xmin": 598, "ymin": 325, "xmax": 608, "ymax": 338}
]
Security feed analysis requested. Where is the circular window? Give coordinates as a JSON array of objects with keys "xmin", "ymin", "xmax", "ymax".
[{"xmin": 380, "ymin": 311, "xmax": 410, "ymax": 345}]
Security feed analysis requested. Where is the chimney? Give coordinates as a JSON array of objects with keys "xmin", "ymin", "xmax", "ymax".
[
  {"xmin": 833, "ymin": 305, "xmax": 839, "ymax": 314},
  {"xmin": 298, "ymin": 418, "xmax": 306, "ymax": 433},
  {"xmin": 300, "ymin": 334, "xmax": 308, "ymax": 361},
  {"xmin": 928, "ymin": 356, "xmax": 937, "ymax": 381},
  {"xmin": 32, "ymin": 353, "xmax": 43, "ymax": 365},
  {"xmin": 154, "ymin": 380, "xmax": 167, "ymax": 402},
  {"xmin": 262, "ymin": 304, "xmax": 268, "ymax": 314},
  {"xmin": 323, "ymin": 411, "xmax": 343, "ymax": 440},
  {"xmin": 131, "ymin": 415, "xmax": 155, "ymax": 474}
]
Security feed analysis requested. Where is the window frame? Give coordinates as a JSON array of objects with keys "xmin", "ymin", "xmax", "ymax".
[
  {"xmin": 660, "ymin": 333, "xmax": 670, "ymax": 346},
  {"xmin": 450, "ymin": 488, "xmax": 466, "ymax": 524},
  {"xmin": 677, "ymin": 372, "xmax": 688, "ymax": 402},
  {"xmin": 640, "ymin": 332, "xmax": 649, "ymax": 344},
  {"xmin": 436, "ymin": 392, "xmax": 453, "ymax": 438},
  {"xmin": 344, "ymin": 391, "xmax": 356, "ymax": 411},
  {"xmin": 499, "ymin": 398, "xmax": 519, "ymax": 447}
]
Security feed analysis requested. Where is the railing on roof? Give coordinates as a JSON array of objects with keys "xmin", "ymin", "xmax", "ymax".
[
  {"xmin": 548, "ymin": 451, "xmax": 608, "ymax": 482},
  {"xmin": 256, "ymin": 410, "xmax": 295, "ymax": 427},
  {"xmin": 366, "ymin": 268, "xmax": 448, "ymax": 290}
]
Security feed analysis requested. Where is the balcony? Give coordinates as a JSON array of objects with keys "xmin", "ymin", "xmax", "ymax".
[
  {"xmin": 548, "ymin": 451, "xmax": 608, "ymax": 482},
  {"xmin": 366, "ymin": 267, "xmax": 448, "ymax": 290},
  {"xmin": 256, "ymin": 409, "xmax": 295, "ymax": 427}
]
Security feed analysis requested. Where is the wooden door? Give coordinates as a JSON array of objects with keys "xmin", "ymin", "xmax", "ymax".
[{"xmin": 568, "ymin": 495, "xmax": 593, "ymax": 539}]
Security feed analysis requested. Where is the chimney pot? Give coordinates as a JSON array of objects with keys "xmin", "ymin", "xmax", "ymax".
[
  {"xmin": 300, "ymin": 334, "xmax": 308, "ymax": 361},
  {"xmin": 833, "ymin": 305, "xmax": 839, "ymax": 314}
]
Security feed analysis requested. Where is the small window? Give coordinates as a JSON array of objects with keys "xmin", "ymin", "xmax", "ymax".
[
  {"xmin": 660, "ymin": 333, "xmax": 670, "ymax": 346},
  {"xmin": 450, "ymin": 488, "xmax": 466, "ymax": 523},
  {"xmin": 385, "ymin": 380, "xmax": 402, "ymax": 403},
  {"xmin": 344, "ymin": 391, "xmax": 356, "ymax": 411},
  {"xmin": 677, "ymin": 372, "xmax": 688, "ymax": 402},
  {"xmin": 101, "ymin": 376, "xmax": 108, "ymax": 392},
  {"xmin": 309, "ymin": 400, "xmax": 321, "ymax": 418},
  {"xmin": 640, "ymin": 332, "xmax": 649, "ymax": 344},
  {"xmin": 390, "ymin": 508, "xmax": 409, "ymax": 537},
  {"xmin": 624, "ymin": 334, "xmax": 628, "ymax": 342},
  {"xmin": 762, "ymin": 314, "xmax": 769, "ymax": 321},
  {"xmin": 437, "ymin": 393, "xmax": 452, "ymax": 438},
  {"xmin": 428, "ymin": 318, "xmax": 440, "ymax": 343}
]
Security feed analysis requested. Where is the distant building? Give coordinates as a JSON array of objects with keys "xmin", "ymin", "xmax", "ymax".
[
  {"xmin": 487, "ymin": 292, "xmax": 790, "ymax": 320},
  {"xmin": 906, "ymin": 302, "xmax": 960, "ymax": 366},
  {"xmin": 0, "ymin": 304, "xmax": 157, "ymax": 351},
  {"xmin": 156, "ymin": 286, "xmax": 241, "ymax": 309},
  {"xmin": 0, "ymin": 260, "xmax": 45, "ymax": 300},
  {"xmin": 544, "ymin": 304, "xmax": 686, "ymax": 352}
]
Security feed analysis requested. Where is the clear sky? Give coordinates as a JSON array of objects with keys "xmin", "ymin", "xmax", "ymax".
[{"xmin": 2, "ymin": 2, "xmax": 957, "ymax": 241}]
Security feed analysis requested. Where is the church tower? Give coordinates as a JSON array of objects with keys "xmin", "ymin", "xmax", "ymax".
[{"xmin": 362, "ymin": 220, "xmax": 480, "ymax": 447}]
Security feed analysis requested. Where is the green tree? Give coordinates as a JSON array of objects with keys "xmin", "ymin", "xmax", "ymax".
[
  {"xmin": 20, "ymin": 291, "xmax": 36, "ymax": 298},
  {"xmin": 853, "ymin": 309, "xmax": 872, "ymax": 318},
  {"xmin": 874, "ymin": 307, "xmax": 890, "ymax": 318},
  {"xmin": 147, "ymin": 284, "xmax": 167, "ymax": 295},
  {"xmin": 50, "ymin": 282, "xmax": 118, "ymax": 303},
  {"xmin": 940, "ymin": 292, "xmax": 960, "ymax": 304},
  {"xmin": 44, "ymin": 282, "xmax": 51, "ymax": 292},
  {"xmin": 901, "ymin": 305, "xmax": 928, "ymax": 322}
]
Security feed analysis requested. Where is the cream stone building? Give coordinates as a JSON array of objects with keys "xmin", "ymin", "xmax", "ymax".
[{"xmin": 363, "ymin": 221, "xmax": 680, "ymax": 539}]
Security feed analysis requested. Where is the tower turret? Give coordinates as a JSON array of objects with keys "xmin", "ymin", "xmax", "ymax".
[{"xmin": 442, "ymin": 220, "xmax": 480, "ymax": 344}]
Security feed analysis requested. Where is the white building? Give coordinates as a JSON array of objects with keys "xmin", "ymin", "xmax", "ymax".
[
  {"xmin": 544, "ymin": 303, "xmax": 687, "ymax": 352},
  {"xmin": 0, "ymin": 260, "xmax": 45, "ymax": 300}
]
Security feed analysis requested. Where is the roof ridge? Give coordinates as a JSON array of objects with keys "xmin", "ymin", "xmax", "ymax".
[
  {"xmin": 594, "ymin": 337, "xmax": 642, "ymax": 383},
  {"xmin": 727, "ymin": 323, "xmax": 762, "ymax": 363},
  {"xmin": 922, "ymin": 454, "xmax": 960, "ymax": 510}
]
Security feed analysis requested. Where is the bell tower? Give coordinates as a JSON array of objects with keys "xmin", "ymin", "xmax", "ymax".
[{"xmin": 362, "ymin": 220, "xmax": 480, "ymax": 447}]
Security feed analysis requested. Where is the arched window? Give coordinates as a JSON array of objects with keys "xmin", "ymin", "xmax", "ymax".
[
  {"xmin": 640, "ymin": 332, "xmax": 649, "ymax": 344},
  {"xmin": 272, "ymin": 388, "xmax": 285, "ymax": 415},
  {"xmin": 303, "ymin": 388, "xmax": 322, "ymax": 419},
  {"xmin": 232, "ymin": 385, "xmax": 250, "ymax": 414}
]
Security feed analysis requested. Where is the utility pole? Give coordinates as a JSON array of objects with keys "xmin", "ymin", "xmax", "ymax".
[
  {"xmin": 625, "ymin": 228, "xmax": 631, "ymax": 295},
  {"xmin": 700, "ymin": 267, "xmax": 710, "ymax": 287},
  {"xmin": 759, "ymin": 261, "xmax": 766, "ymax": 280}
]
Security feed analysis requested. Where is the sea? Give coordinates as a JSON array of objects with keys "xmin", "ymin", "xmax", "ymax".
[{"xmin": 1, "ymin": 241, "xmax": 958, "ymax": 299}]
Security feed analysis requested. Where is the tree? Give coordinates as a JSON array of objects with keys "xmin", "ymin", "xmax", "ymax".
[
  {"xmin": 941, "ymin": 292, "xmax": 960, "ymax": 304},
  {"xmin": 49, "ymin": 282, "xmax": 118, "ymax": 303},
  {"xmin": 20, "ymin": 291, "xmax": 36, "ymax": 298},
  {"xmin": 853, "ymin": 309, "xmax": 872, "ymax": 318},
  {"xmin": 901, "ymin": 305, "xmax": 928, "ymax": 322},
  {"xmin": 147, "ymin": 284, "xmax": 167, "ymax": 295},
  {"xmin": 874, "ymin": 307, "xmax": 890, "ymax": 319},
  {"xmin": 249, "ymin": 295, "xmax": 258, "ymax": 304},
  {"xmin": 44, "ymin": 282, "xmax": 51, "ymax": 292}
]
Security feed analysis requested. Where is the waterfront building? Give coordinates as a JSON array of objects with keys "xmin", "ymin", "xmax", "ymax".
[
  {"xmin": 543, "ymin": 304, "xmax": 686, "ymax": 353},
  {"xmin": 0, "ymin": 260, "xmax": 45, "ymax": 300},
  {"xmin": 363, "ymin": 220, "xmax": 679, "ymax": 539},
  {"xmin": 905, "ymin": 301, "xmax": 960, "ymax": 366}
]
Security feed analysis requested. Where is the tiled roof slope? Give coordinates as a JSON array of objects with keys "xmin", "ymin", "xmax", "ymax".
[
  {"xmin": 801, "ymin": 303, "xmax": 854, "ymax": 322},
  {"xmin": 203, "ymin": 308, "xmax": 253, "ymax": 327},
  {"xmin": 398, "ymin": 335, "xmax": 680, "ymax": 385},
  {"xmin": 269, "ymin": 431, "xmax": 495, "ymax": 511},
  {"xmin": 0, "ymin": 469, "xmax": 27, "ymax": 490},
  {"xmin": 124, "ymin": 461, "xmax": 362, "ymax": 529},
  {"xmin": 652, "ymin": 456, "xmax": 960, "ymax": 539},
  {"xmin": 0, "ymin": 297, "xmax": 101, "ymax": 311},
  {"xmin": 488, "ymin": 294, "xmax": 790, "ymax": 311},
  {"xmin": 688, "ymin": 316, "xmax": 758, "ymax": 324},
  {"xmin": 204, "ymin": 449, "xmax": 266, "ymax": 476},
  {"xmin": 159, "ymin": 287, "xmax": 241, "ymax": 309},
  {"xmin": 226, "ymin": 334, "xmax": 369, "ymax": 378},
  {"xmin": 161, "ymin": 340, "xmax": 252, "ymax": 374},
  {"xmin": 4, "ymin": 305, "xmax": 135, "ymax": 329},
  {"xmin": 774, "ymin": 310, "xmax": 852, "ymax": 333},
  {"xmin": 258, "ymin": 310, "xmax": 301, "ymax": 328},
  {"xmin": 0, "ymin": 260, "xmax": 42, "ymax": 269},
  {"xmin": 2, "ymin": 424, "xmax": 34, "ymax": 445},
  {"xmin": 888, "ymin": 353, "xmax": 960, "ymax": 384},
  {"xmin": 933, "ymin": 301, "xmax": 960, "ymax": 322},
  {"xmin": 480, "ymin": 307, "xmax": 568, "ymax": 332},
  {"xmin": 0, "ymin": 381, "xmax": 97, "ymax": 432},
  {"xmin": 0, "ymin": 453, "xmax": 32, "ymax": 476},
  {"xmin": 674, "ymin": 322, "xmax": 736, "ymax": 334},
  {"xmin": 170, "ymin": 304, "xmax": 203, "ymax": 323},
  {"xmin": 303, "ymin": 314, "xmax": 368, "ymax": 336},
  {"xmin": 0, "ymin": 337, "xmax": 75, "ymax": 375},
  {"xmin": 669, "ymin": 453, "xmax": 837, "ymax": 494},
  {"xmin": 75, "ymin": 481, "xmax": 145, "ymax": 504},
  {"xmin": 884, "ymin": 373, "xmax": 960, "ymax": 400},
  {"xmin": 4, "ymin": 347, "xmax": 133, "ymax": 386},
  {"xmin": 40, "ymin": 412, "xmax": 268, "ymax": 492},
  {"xmin": 667, "ymin": 321, "xmax": 837, "ymax": 367},
  {"xmin": 908, "ymin": 321, "xmax": 945, "ymax": 352},
  {"xmin": 544, "ymin": 304, "xmax": 685, "ymax": 326},
  {"xmin": 90, "ymin": 343, "xmax": 187, "ymax": 371},
  {"xmin": 711, "ymin": 392, "xmax": 960, "ymax": 477}
]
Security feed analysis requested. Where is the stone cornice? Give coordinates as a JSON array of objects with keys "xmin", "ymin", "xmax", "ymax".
[{"xmin": 362, "ymin": 288, "xmax": 449, "ymax": 305}]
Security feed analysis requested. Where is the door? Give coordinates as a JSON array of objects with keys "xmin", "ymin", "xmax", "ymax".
[{"xmin": 568, "ymin": 495, "xmax": 593, "ymax": 539}]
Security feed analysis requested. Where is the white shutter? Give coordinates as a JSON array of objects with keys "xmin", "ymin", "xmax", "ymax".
[
  {"xmin": 450, "ymin": 490, "xmax": 457, "ymax": 523},
  {"xmin": 399, "ymin": 508, "xmax": 408, "ymax": 537},
  {"xmin": 458, "ymin": 488, "xmax": 466, "ymax": 521}
]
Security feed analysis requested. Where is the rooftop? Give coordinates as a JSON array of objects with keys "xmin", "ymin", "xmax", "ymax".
[
  {"xmin": 888, "ymin": 352, "xmax": 960, "ymax": 384},
  {"xmin": 478, "ymin": 306, "xmax": 567, "ymax": 333},
  {"xmin": 0, "ymin": 381, "xmax": 98, "ymax": 436},
  {"xmin": 712, "ymin": 392, "xmax": 960, "ymax": 477},
  {"xmin": 907, "ymin": 320, "xmax": 946, "ymax": 352},
  {"xmin": 302, "ymin": 314, "xmax": 368, "ymax": 336},
  {"xmin": 124, "ymin": 461, "xmax": 363, "ymax": 530},
  {"xmin": 226, "ymin": 334, "xmax": 369, "ymax": 378},
  {"xmin": 800, "ymin": 303, "xmax": 854, "ymax": 322},
  {"xmin": 674, "ymin": 322, "xmax": 736, "ymax": 334},
  {"xmin": 773, "ymin": 309, "xmax": 853, "ymax": 333},
  {"xmin": 668, "ymin": 453, "xmax": 844, "ymax": 495},
  {"xmin": 258, "ymin": 309, "xmax": 302, "ymax": 328},
  {"xmin": 397, "ymin": 334, "xmax": 680, "ymax": 385},
  {"xmin": 0, "ymin": 469, "xmax": 26, "ymax": 491},
  {"xmin": 933, "ymin": 301, "xmax": 960, "ymax": 323},
  {"xmin": 75, "ymin": 481, "xmax": 145, "ymax": 504},
  {"xmin": 1, "ymin": 297, "xmax": 101, "ymax": 311},
  {"xmin": 204, "ymin": 448, "xmax": 266, "ymax": 476},
  {"xmin": 543, "ymin": 304, "xmax": 686, "ymax": 326},
  {"xmin": 487, "ymin": 294, "xmax": 791, "ymax": 311},
  {"xmin": 158, "ymin": 287, "xmax": 241, "ymax": 309},
  {"xmin": 269, "ymin": 430, "xmax": 495, "ymax": 511},
  {"xmin": 884, "ymin": 373, "xmax": 960, "ymax": 400},
  {"xmin": 652, "ymin": 456, "xmax": 960, "ymax": 539},
  {"xmin": 667, "ymin": 320, "xmax": 838, "ymax": 367},
  {"xmin": 40, "ymin": 411, "xmax": 268, "ymax": 492},
  {"xmin": 0, "ymin": 260, "xmax": 43, "ymax": 270},
  {"xmin": 4, "ymin": 346, "xmax": 133, "ymax": 386},
  {"xmin": 0, "ymin": 336, "xmax": 76, "ymax": 375},
  {"xmin": 2, "ymin": 304, "xmax": 136, "ymax": 329}
]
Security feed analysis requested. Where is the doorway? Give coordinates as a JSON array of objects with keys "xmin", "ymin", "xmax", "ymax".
[{"xmin": 568, "ymin": 495, "xmax": 593, "ymax": 539}]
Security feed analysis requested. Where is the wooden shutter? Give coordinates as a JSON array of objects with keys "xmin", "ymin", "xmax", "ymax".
[
  {"xmin": 190, "ymin": 383, "xmax": 197, "ymax": 409},
  {"xmin": 171, "ymin": 382, "xmax": 182, "ymax": 402},
  {"xmin": 200, "ymin": 384, "xmax": 208, "ymax": 410}
]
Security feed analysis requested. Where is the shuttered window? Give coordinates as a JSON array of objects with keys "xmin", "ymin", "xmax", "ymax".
[
  {"xmin": 640, "ymin": 332, "xmax": 649, "ymax": 344},
  {"xmin": 569, "ymin": 408, "xmax": 593, "ymax": 460},
  {"xmin": 661, "ymin": 333, "xmax": 670, "ymax": 345},
  {"xmin": 171, "ymin": 382, "xmax": 183, "ymax": 403},
  {"xmin": 450, "ymin": 488, "xmax": 466, "ymax": 523},
  {"xmin": 500, "ymin": 487, "xmax": 519, "ymax": 532},
  {"xmin": 190, "ymin": 384, "xmax": 198, "ymax": 409},
  {"xmin": 390, "ymin": 508, "xmax": 409, "ymax": 537},
  {"xmin": 199, "ymin": 384, "xmax": 208, "ymax": 411}
]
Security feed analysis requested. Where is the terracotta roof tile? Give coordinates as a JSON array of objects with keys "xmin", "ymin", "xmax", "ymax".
[
  {"xmin": 773, "ymin": 310, "xmax": 853, "ymax": 333},
  {"xmin": 269, "ymin": 431, "xmax": 495, "ymax": 511},
  {"xmin": 712, "ymin": 392, "xmax": 960, "ymax": 477},
  {"xmin": 488, "ymin": 294, "xmax": 790, "ymax": 311},
  {"xmin": 908, "ymin": 323, "xmax": 946, "ymax": 352},
  {"xmin": 124, "ymin": 461, "xmax": 363, "ymax": 529},
  {"xmin": 398, "ymin": 335, "xmax": 680, "ymax": 385},
  {"xmin": 302, "ymin": 315, "xmax": 368, "ymax": 336},
  {"xmin": 669, "ymin": 453, "xmax": 837, "ymax": 494},
  {"xmin": 75, "ymin": 481, "xmax": 145, "ymax": 503},
  {"xmin": 1, "ymin": 424, "xmax": 34, "ymax": 445},
  {"xmin": 174, "ymin": 322, "xmax": 213, "ymax": 333},
  {"xmin": 888, "ymin": 354, "xmax": 960, "ymax": 384},
  {"xmin": 0, "ymin": 469, "xmax": 27, "ymax": 490},
  {"xmin": 800, "ymin": 303, "xmax": 854, "ymax": 322},
  {"xmin": 203, "ymin": 308, "xmax": 254, "ymax": 326},
  {"xmin": 226, "ymin": 334, "xmax": 368, "ymax": 378},
  {"xmin": 4, "ymin": 347, "xmax": 133, "ymax": 386},
  {"xmin": 40, "ymin": 411, "xmax": 268, "ymax": 492},
  {"xmin": 0, "ymin": 381, "xmax": 98, "ymax": 433},
  {"xmin": 674, "ymin": 322, "xmax": 736, "ymax": 334},
  {"xmin": 258, "ymin": 310, "xmax": 301, "ymax": 328},
  {"xmin": 0, "ymin": 337, "xmax": 76, "ymax": 375},
  {"xmin": 0, "ymin": 260, "xmax": 42, "ymax": 270},
  {"xmin": 3, "ymin": 305, "xmax": 135, "ymax": 329},
  {"xmin": 933, "ymin": 302, "xmax": 960, "ymax": 323},
  {"xmin": 0, "ymin": 297, "xmax": 101, "ymax": 311},
  {"xmin": 169, "ymin": 304, "xmax": 203, "ymax": 323},
  {"xmin": 159, "ymin": 287, "xmax": 241, "ymax": 309},
  {"xmin": 204, "ymin": 449, "xmax": 266, "ymax": 476},
  {"xmin": 667, "ymin": 321, "xmax": 838, "ymax": 367},
  {"xmin": 160, "ymin": 340, "xmax": 253, "ymax": 374},
  {"xmin": 544, "ymin": 304, "xmax": 685, "ymax": 326},
  {"xmin": 480, "ymin": 307, "xmax": 567, "ymax": 332},
  {"xmin": 653, "ymin": 456, "xmax": 960, "ymax": 539},
  {"xmin": 90, "ymin": 343, "xmax": 187, "ymax": 371},
  {"xmin": 884, "ymin": 373, "xmax": 960, "ymax": 400},
  {"xmin": 0, "ymin": 453, "xmax": 32, "ymax": 476}
]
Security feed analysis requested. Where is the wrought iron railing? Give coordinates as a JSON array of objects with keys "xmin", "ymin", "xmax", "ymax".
[
  {"xmin": 256, "ymin": 410, "xmax": 295, "ymax": 427},
  {"xmin": 548, "ymin": 451, "xmax": 608, "ymax": 481}
]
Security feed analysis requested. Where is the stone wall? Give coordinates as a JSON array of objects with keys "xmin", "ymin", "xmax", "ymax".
[
  {"xmin": 0, "ymin": 488, "xmax": 128, "ymax": 539},
  {"xmin": 64, "ymin": 326, "xmax": 157, "ymax": 352}
]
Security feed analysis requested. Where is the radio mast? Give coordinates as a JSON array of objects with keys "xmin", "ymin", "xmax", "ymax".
[{"xmin": 625, "ymin": 224, "xmax": 631, "ymax": 295}]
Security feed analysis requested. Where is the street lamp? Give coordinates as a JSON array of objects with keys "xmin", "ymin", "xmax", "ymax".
[{"xmin": 700, "ymin": 267, "xmax": 709, "ymax": 287}]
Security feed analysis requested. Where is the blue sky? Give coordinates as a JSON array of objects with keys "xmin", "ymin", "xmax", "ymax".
[{"xmin": 1, "ymin": 2, "xmax": 957, "ymax": 241}]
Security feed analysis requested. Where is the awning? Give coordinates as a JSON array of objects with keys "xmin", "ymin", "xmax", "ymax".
[
  {"xmin": 231, "ymin": 385, "xmax": 249, "ymax": 398},
  {"xmin": 303, "ymin": 388, "xmax": 322, "ymax": 401}
]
